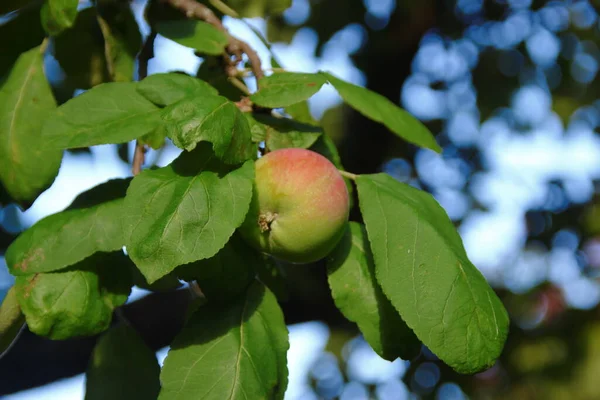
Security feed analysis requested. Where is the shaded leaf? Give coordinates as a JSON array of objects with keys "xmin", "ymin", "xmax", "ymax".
[
  {"xmin": 124, "ymin": 143, "xmax": 254, "ymax": 284},
  {"xmin": 156, "ymin": 20, "xmax": 228, "ymax": 55},
  {"xmin": 177, "ymin": 234, "xmax": 258, "ymax": 301},
  {"xmin": 322, "ymin": 72, "xmax": 441, "ymax": 153},
  {"xmin": 137, "ymin": 73, "xmax": 218, "ymax": 107},
  {"xmin": 250, "ymin": 72, "xmax": 327, "ymax": 108},
  {"xmin": 0, "ymin": 287, "xmax": 25, "ymax": 358},
  {"xmin": 131, "ymin": 267, "xmax": 182, "ymax": 293},
  {"xmin": 97, "ymin": 0, "xmax": 142, "ymax": 82},
  {"xmin": 253, "ymin": 256, "xmax": 289, "ymax": 302},
  {"xmin": 196, "ymin": 56, "xmax": 245, "ymax": 101},
  {"xmin": 0, "ymin": 44, "xmax": 63, "ymax": 207},
  {"xmin": 53, "ymin": 7, "xmax": 110, "ymax": 89},
  {"xmin": 285, "ymin": 100, "xmax": 317, "ymax": 125},
  {"xmin": 85, "ymin": 324, "xmax": 161, "ymax": 400},
  {"xmin": 15, "ymin": 251, "xmax": 133, "ymax": 340},
  {"xmin": 247, "ymin": 113, "xmax": 322, "ymax": 150},
  {"xmin": 41, "ymin": 0, "xmax": 78, "ymax": 36},
  {"xmin": 356, "ymin": 173, "xmax": 509, "ymax": 373},
  {"xmin": 159, "ymin": 281, "xmax": 288, "ymax": 399},
  {"xmin": 139, "ymin": 126, "xmax": 167, "ymax": 150},
  {"xmin": 327, "ymin": 222, "xmax": 419, "ymax": 360},
  {"xmin": 0, "ymin": 4, "xmax": 45, "ymax": 77},
  {"xmin": 161, "ymin": 94, "xmax": 256, "ymax": 164},
  {"xmin": 206, "ymin": 0, "xmax": 291, "ymax": 18},
  {"xmin": 6, "ymin": 179, "xmax": 130, "ymax": 275},
  {"xmin": 42, "ymin": 82, "xmax": 162, "ymax": 148}
]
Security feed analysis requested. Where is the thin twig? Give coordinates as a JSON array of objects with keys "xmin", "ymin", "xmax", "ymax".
[
  {"xmin": 164, "ymin": 0, "xmax": 263, "ymax": 88},
  {"xmin": 138, "ymin": 31, "xmax": 156, "ymax": 81},
  {"xmin": 209, "ymin": 0, "xmax": 239, "ymax": 17},
  {"xmin": 228, "ymin": 76, "xmax": 251, "ymax": 95},
  {"xmin": 131, "ymin": 32, "xmax": 156, "ymax": 176},
  {"xmin": 132, "ymin": 142, "xmax": 146, "ymax": 176}
]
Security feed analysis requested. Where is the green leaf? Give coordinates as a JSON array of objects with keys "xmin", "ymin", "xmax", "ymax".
[
  {"xmin": 250, "ymin": 72, "xmax": 327, "ymax": 108},
  {"xmin": 6, "ymin": 179, "xmax": 130, "ymax": 275},
  {"xmin": 208, "ymin": 0, "xmax": 291, "ymax": 18},
  {"xmin": 196, "ymin": 56, "xmax": 245, "ymax": 102},
  {"xmin": 156, "ymin": 20, "xmax": 228, "ymax": 55},
  {"xmin": 0, "ymin": 44, "xmax": 63, "ymax": 208},
  {"xmin": 322, "ymin": 72, "xmax": 441, "ymax": 153},
  {"xmin": 124, "ymin": 143, "xmax": 254, "ymax": 284},
  {"xmin": 246, "ymin": 114, "xmax": 322, "ymax": 150},
  {"xmin": 356, "ymin": 173, "xmax": 509, "ymax": 373},
  {"xmin": 97, "ymin": 1, "xmax": 142, "ymax": 82},
  {"xmin": 327, "ymin": 222, "xmax": 419, "ymax": 361},
  {"xmin": 131, "ymin": 267, "xmax": 182, "ymax": 292},
  {"xmin": 137, "ymin": 73, "xmax": 218, "ymax": 107},
  {"xmin": 285, "ymin": 100, "xmax": 317, "ymax": 125},
  {"xmin": 161, "ymin": 94, "xmax": 256, "ymax": 164},
  {"xmin": 139, "ymin": 127, "xmax": 167, "ymax": 150},
  {"xmin": 15, "ymin": 251, "xmax": 132, "ymax": 340},
  {"xmin": 85, "ymin": 324, "xmax": 161, "ymax": 400},
  {"xmin": 53, "ymin": 7, "xmax": 110, "ymax": 89},
  {"xmin": 42, "ymin": 82, "xmax": 162, "ymax": 149},
  {"xmin": 177, "ymin": 234, "xmax": 258, "ymax": 301},
  {"xmin": 0, "ymin": 287, "xmax": 25, "ymax": 357},
  {"xmin": 159, "ymin": 281, "xmax": 288, "ymax": 399},
  {"xmin": 41, "ymin": 0, "xmax": 79, "ymax": 36},
  {"xmin": 253, "ymin": 256, "xmax": 289, "ymax": 302}
]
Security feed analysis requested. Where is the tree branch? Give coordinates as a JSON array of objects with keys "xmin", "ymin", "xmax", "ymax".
[
  {"xmin": 131, "ymin": 31, "xmax": 156, "ymax": 175},
  {"xmin": 163, "ymin": 0, "xmax": 263, "ymax": 87},
  {"xmin": 0, "ymin": 277, "xmax": 349, "ymax": 395},
  {"xmin": 132, "ymin": 142, "xmax": 146, "ymax": 176}
]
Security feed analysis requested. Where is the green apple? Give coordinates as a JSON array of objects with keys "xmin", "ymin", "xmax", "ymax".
[{"xmin": 239, "ymin": 148, "xmax": 350, "ymax": 263}]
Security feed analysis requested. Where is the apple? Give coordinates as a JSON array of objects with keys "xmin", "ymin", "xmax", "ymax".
[{"xmin": 239, "ymin": 148, "xmax": 350, "ymax": 263}]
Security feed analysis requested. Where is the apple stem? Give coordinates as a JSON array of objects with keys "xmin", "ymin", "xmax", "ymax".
[
  {"xmin": 258, "ymin": 211, "xmax": 278, "ymax": 232},
  {"xmin": 338, "ymin": 170, "xmax": 358, "ymax": 180}
]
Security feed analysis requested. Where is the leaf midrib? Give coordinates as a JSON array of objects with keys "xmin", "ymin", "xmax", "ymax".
[{"xmin": 6, "ymin": 50, "xmax": 39, "ymax": 179}]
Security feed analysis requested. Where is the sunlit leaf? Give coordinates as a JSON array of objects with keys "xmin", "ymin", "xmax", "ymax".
[
  {"xmin": 0, "ymin": 44, "xmax": 62, "ymax": 207},
  {"xmin": 137, "ymin": 73, "xmax": 218, "ymax": 107},
  {"xmin": 327, "ymin": 222, "xmax": 420, "ymax": 360},
  {"xmin": 250, "ymin": 72, "xmax": 327, "ymax": 108},
  {"xmin": 124, "ymin": 143, "xmax": 254, "ymax": 283},
  {"xmin": 15, "ymin": 251, "xmax": 132, "ymax": 340},
  {"xmin": 42, "ymin": 82, "xmax": 161, "ymax": 148},
  {"xmin": 322, "ymin": 72, "xmax": 442, "ymax": 153},
  {"xmin": 6, "ymin": 179, "xmax": 130, "ymax": 275},
  {"xmin": 161, "ymin": 94, "xmax": 256, "ymax": 164},
  {"xmin": 357, "ymin": 173, "xmax": 509, "ymax": 373},
  {"xmin": 159, "ymin": 282, "xmax": 288, "ymax": 399}
]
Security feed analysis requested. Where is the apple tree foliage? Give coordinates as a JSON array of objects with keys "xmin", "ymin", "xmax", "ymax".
[{"xmin": 0, "ymin": 0, "xmax": 509, "ymax": 398}]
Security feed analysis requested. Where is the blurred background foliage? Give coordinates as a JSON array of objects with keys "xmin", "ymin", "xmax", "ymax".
[{"xmin": 3, "ymin": 0, "xmax": 600, "ymax": 399}]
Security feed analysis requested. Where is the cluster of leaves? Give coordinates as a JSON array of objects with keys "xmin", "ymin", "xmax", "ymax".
[{"xmin": 0, "ymin": 0, "xmax": 509, "ymax": 398}]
